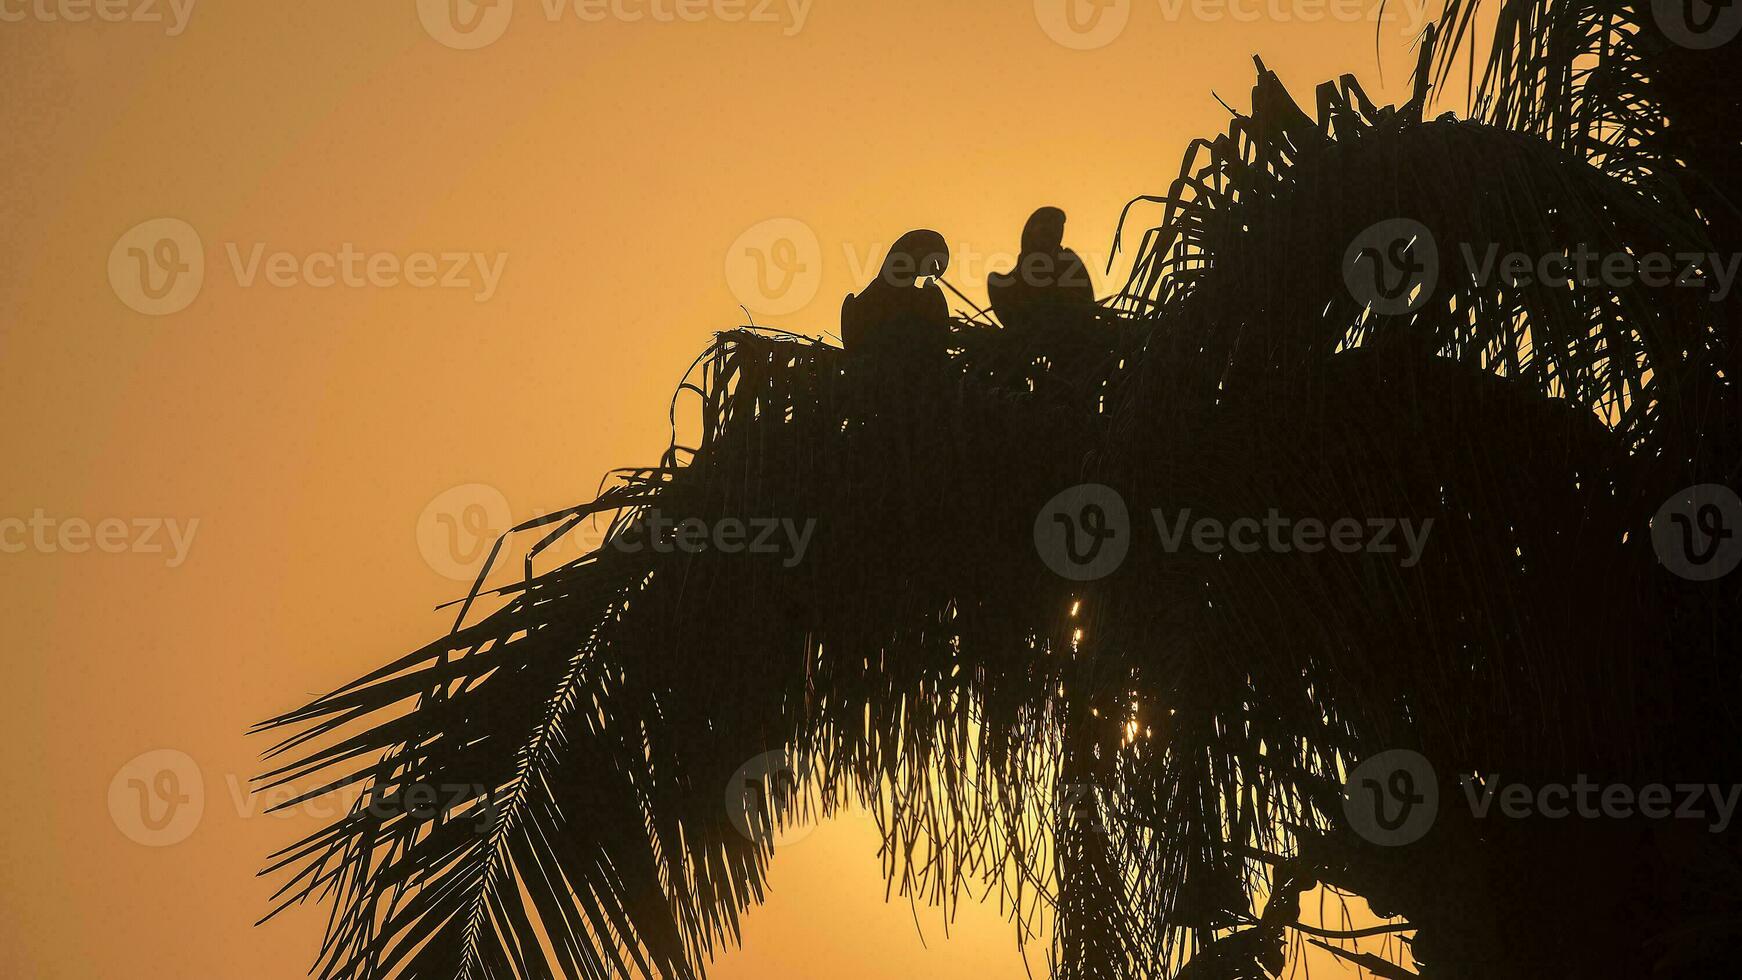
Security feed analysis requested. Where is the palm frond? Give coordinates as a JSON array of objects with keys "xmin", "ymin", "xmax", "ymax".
[{"xmin": 261, "ymin": 19, "xmax": 1742, "ymax": 979}]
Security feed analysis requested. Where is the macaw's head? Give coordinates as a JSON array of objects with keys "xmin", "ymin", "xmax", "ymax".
[
  {"xmin": 881, "ymin": 229, "xmax": 950, "ymax": 287},
  {"xmin": 1020, "ymin": 206, "xmax": 1067, "ymax": 254}
]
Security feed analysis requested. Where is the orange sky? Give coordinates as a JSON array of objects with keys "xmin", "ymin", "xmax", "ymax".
[{"xmin": 2, "ymin": 2, "xmax": 1457, "ymax": 976}]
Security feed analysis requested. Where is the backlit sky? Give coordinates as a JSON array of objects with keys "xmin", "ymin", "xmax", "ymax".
[{"xmin": 2, "ymin": 2, "xmax": 1462, "ymax": 976}]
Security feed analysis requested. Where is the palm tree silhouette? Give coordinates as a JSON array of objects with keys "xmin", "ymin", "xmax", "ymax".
[{"xmin": 256, "ymin": 3, "xmax": 1741, "ymax": 976}]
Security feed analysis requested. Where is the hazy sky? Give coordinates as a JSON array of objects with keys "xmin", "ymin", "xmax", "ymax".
[{"xmin": 2, "ymin": 2, "xmax": 1455, "ymax": 976}]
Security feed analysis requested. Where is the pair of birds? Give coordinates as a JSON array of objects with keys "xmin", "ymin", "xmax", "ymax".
[{"xmin": 840, "ymin": 207, "xmax": 1095, "ymax": 355}]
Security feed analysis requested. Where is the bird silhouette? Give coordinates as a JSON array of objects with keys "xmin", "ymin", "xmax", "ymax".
[
  {"xmin": 987, "ymin": 206, "xmax": 1095, "ymax": 334},
  {"xmin": 842, "ymin": 229, "xmax": 950, "ymax": 360}
]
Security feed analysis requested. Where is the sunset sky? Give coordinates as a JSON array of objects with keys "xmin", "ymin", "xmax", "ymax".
[{"xmin": 3, "ymin": 2, "xmax": 1462, "ymax": 976}]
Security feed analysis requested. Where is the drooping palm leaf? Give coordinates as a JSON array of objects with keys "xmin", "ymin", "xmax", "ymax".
[{"xmin": 260, "ymin": 14, "xmax": 1741, "ymax": 979}]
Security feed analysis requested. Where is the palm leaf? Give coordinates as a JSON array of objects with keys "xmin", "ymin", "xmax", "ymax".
[{"xmin": 260, "ymin": 16, "xmax": 1741, "ymax": 979}]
